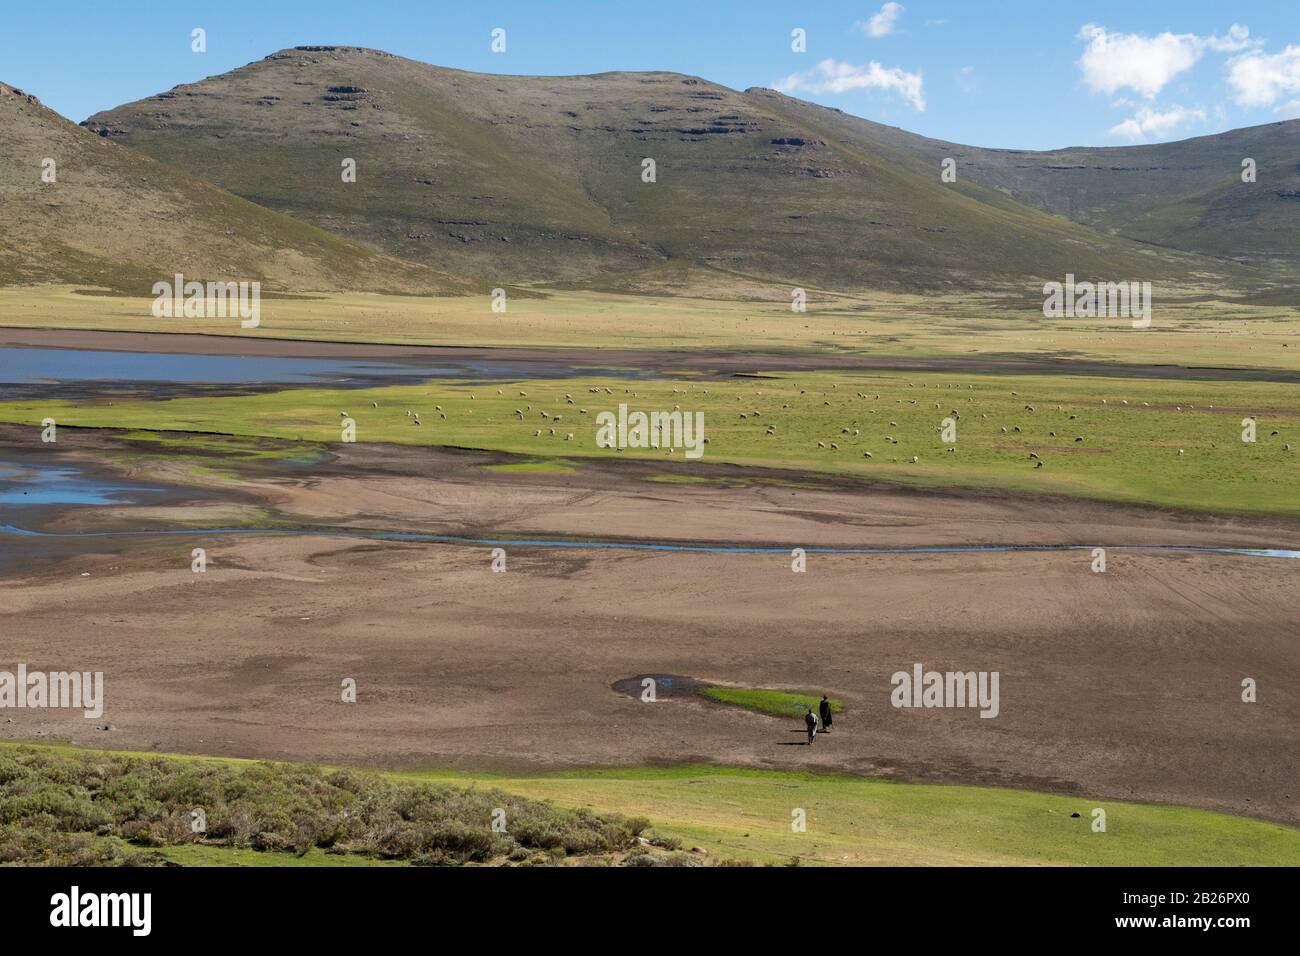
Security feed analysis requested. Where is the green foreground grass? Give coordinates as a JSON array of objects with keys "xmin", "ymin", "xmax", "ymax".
[
  {"xmin": 7, "ymin": 368, "xmax": 1296, "ymax": 517},
  {"xmin": 3, "ymin": 743, "xmax": 1296, "ymax": 867}
]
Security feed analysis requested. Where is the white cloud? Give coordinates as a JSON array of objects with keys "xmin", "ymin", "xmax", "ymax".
[
  {"xmin": 1108, "ymin": 105, "xmax": 1207, "ymax": 141},
  {"xmin": 1077, "ymin": 23, "xmax": 1261, "ymax": 99},
  {"xmin": 1275, "ymin": 99, "xmax": 1300, "ymax": 119},
  {"xmin": 775, "ymin": 58, "xmax": 925, "ymax": 110},
  {"xmin": 956, "ymin": 66, "xmax": 981, "ymax": 95},
  {"xmin": 858, "ymin": 3, "xmax": 904, "ymax": 39},
  {"xmin": 1226, "ymin": 44, "xmax": 1300, "ymax": 108},
  {"xmin": 1204, "ymin": 24, "xmax": 1259, "ymax": 53}
]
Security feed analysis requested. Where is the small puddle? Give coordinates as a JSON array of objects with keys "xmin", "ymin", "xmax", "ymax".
[{"xmin": 0, "ymin": 460, "xmax": 166, "ymax": 507}]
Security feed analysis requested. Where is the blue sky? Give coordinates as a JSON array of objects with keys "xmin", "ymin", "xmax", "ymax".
[{"xmin": 2, "ymin": 1, "xmax": 1297, "ymax": 149}]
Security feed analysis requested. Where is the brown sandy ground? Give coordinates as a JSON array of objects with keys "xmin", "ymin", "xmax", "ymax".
[{"xmin": 0, "ymin": 432, "xmax": 1297, "ymax": 827}]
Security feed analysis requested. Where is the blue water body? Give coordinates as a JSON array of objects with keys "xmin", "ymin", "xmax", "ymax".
[
  {"xmin": 0, "ymin": 346, "xmax": 457, "ymax": 385},
  {"xmin": 0, "ymin": 346, "xmax": 635, "ymax": 389},
  {"xmin": 0, "ymin": 461, "xmax": 164, "ymax": 506}
]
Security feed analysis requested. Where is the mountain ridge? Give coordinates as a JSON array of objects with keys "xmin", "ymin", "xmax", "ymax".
[{"xmin": 81, "ymin": 46, "xmax": 1253, "ymax": 295}]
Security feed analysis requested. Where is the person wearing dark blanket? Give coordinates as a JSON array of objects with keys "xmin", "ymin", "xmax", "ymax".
[
  {"xmin": 804, "ymin": 707, "xmax": 817, "ymax": 745},
  {"xmin": 819, "ymin": 695, "xmax": 832, "ymax": 733}
]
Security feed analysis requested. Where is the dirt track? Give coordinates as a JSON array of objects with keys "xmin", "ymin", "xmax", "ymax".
[{"xmin": 1, "ymin": 431, "xmax": 1297, "ymax": 825}]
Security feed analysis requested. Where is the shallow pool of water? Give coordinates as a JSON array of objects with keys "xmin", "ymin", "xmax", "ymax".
[
  {"xmin": 0, "ymin": 461, "xmax": 164, "ymax": 507},
  {"xmin": 0, "ymin": 346, "xmax": 639, "ymax": 392}
]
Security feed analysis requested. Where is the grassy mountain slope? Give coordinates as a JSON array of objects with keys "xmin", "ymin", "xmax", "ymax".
[
  {"xmin": 0, "ymin": 80, "xmax": 473, "ymax": 294},
  {"xmin": 84, "ymin": 47, "xmax": 1226, "ymax": 294},
  {"xmin": 795, "ymin": 100, "xmax": 1300, "ymax": 274}
]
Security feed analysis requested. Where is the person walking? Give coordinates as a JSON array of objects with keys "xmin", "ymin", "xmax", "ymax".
[
  {"xmin": 819, "ymin": 695, "xmax": 833, "ymax": 733},
  {"xmin": 804, "ymin": 706, "xmax": 817, "ymax": 745}
]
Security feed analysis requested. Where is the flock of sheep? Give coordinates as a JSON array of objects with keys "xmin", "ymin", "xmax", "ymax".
[{"xmin": 334, "ymin": 377, "xmax": 1290, "ymax": 473}]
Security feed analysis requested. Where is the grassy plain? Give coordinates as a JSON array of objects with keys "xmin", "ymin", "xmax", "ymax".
[
  {"xmin": 5, "ymin": 368, "xmax": 1295, "ymax": 517},
  {"xmin": 3, "ymin": 743, "xmax": 1294, "ymax": 867},
  {"xmin": 1, "ymin": 285, "xmax": 1297, "ymax": 370}
]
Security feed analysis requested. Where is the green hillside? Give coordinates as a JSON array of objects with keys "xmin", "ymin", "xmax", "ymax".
[
  {"xmin": 83, "ymin": 47, "xmax": 1233, "ymax": 294},
  {"xmin": 0, "ymin": 80, "xmax": 475, "ymax": 295}
]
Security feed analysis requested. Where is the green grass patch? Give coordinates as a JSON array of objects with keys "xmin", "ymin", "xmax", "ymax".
[
  {"xmin": 701, "ymin": 687, "xmax": 843, "ymax": 718},
  {"xmin": 4, "ymin": 742, "xmax": 1295, "ymax": 867},
  {"xmin": 118, "ymin": 430, "xmax": 324, "ymax": 463},
  {"xmin": 402, "ymin": 764, "xmax": 1300, "ymax": 867},
  {"xmin": 6, "ymin": 369, "xmax": 1297, "ymax": 516}
]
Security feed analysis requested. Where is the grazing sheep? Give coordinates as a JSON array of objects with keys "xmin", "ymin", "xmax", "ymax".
[
  {"xmin": 817, "ymin": 441, "xmax": 826, "ymax": 448},
  {"xmin": 1028, "ymin": 452, "xmax": 1039, "ymax": 460},
  {"xmin": 371, "ymin": 401, "xmax": 378, "ymax": 408},
  {"xmin": 1035, "ymin": 460, "xmax": 1044, "ymax": 469},
  {"xmin": 1074, "ymin": 437, "xmax": 1083, "ymax": 443},
  {"xmin": 910, "ymin": 455, "xmax": 919, "ymax": 463},
  {"xmin": 565, "ymin": 433, "xmax": 574, "ymax": 440},
  {"xmin": 863, "ymin": 451, "xmax": 873, "ymax": 459},
  {"xmin": 830, "ymin": 442, "xmax": 839, "ymax": 450},
  {"xmin": 1178, "ymin": 449, "xmax": 1185, "ymax": 456},
  {"xmin": 534, "ymin": 430, "xmax": 542, "ymax": 437}
]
